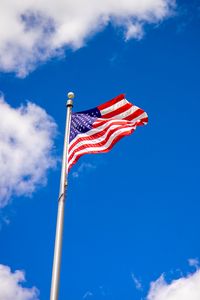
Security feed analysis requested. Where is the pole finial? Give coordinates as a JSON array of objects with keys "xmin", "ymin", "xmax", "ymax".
[{"xmin": 67, "ymin": 92, "xmax": 75, "ymax": 99}]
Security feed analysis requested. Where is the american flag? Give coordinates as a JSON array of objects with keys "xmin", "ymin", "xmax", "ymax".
[{"xmin": 68, "ymin": 94, "xmax": 148, "ymax": 171}]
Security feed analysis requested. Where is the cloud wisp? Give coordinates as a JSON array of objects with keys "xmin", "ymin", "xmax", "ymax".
[
  {"xmin": 83, "ymin": 291, "xmax": 93, "ymax": 299},
  {"xmin": 0, "ymin": 264, "xmax": 39, "ymax": 300},
  {"xmin": 0, "ymin": 0, "xmax": 175, "ymax": 76},
  {"xmin": 0, "ymin": 95, "xmax": 57, "ymax": 207},
  {"xmin": 131, "ymin": 273, "xmax": 143, "ymax": 291},
  {"xmin": 188, "ymin": 258, "xmax": 199, "ymax": 269},
  {"xmin": 72, "ymin": 162, "xmax": 96, "ymax": 179}
]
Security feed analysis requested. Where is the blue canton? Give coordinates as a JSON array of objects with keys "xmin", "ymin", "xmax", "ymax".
[{"xmin": 69, "ymin": 107, "xmax": 101, "ymax": 143}]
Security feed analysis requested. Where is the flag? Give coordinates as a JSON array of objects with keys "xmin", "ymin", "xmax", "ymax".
[{"xmin": 68, "ymin": 94, "xmax": 148, "ymax": 171}]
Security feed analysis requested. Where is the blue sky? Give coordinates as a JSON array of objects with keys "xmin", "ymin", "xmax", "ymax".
[{"xmin": 0, "ymin": 1, "xmax": 200, "ymax": 300}]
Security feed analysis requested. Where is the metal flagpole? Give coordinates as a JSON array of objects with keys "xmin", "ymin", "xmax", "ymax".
[{"xmin": 50, "ymin": 92, "xmax": 74, "ymax": 300}]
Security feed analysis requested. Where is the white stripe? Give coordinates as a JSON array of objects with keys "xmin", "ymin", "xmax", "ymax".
[
  {"xmin": 68, "ymin": 126, "xmax": 136, "ymax": 168},
  {"xmin": 69, "ymin": 118, "xmax": 133, "ymax": 152},
  {"xmin": 100, "ymin": 98, "xmax": 127, "ymax": 115},
  {"xmin": 108, "ymin": 105, "xmax": 139, "ymax": 120},
  {"xmin": 68, "ymin": 123, "xmax": 135, "ymax": 158}
]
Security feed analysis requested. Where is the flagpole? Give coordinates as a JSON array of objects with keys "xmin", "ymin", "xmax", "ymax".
[{"xmin": 50, "ymin": 92, "xmax": 74, "ymax": 300}]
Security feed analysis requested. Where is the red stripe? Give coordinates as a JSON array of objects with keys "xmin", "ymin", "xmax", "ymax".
[
  {"xmin": 142, "ymin": 117, "xmax": 148, "ymax": 124},
  {"xmin": 136, "ymin": 117, "xmax": 148, "ymax": 125},
  {"xmin": 125, "ymin": 108, "xmax": 145, "ymax": 121},
  {"xmin": 93, "ymin": 118, "xmax": 131, "ymax": 129},
  {"xmin": 68, "ymin": 124, "xmax": 136, "ymax": 163},
  {"xmin": 98, "ymin": 94, "xmax": 125, "ymax": 111},
  {"xmin": 69, "ymin": 119, "xmax": 135, "ymax": 153},
  {"xmin": 101, "ymin": 102, "xmax": 132, "ymax": 119},
  {"xmin": 68, "ymin": 127, "xmax": 135, "ymax": 171}
]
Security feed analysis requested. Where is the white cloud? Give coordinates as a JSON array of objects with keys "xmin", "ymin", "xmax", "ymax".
[
  {"xmin": 0, "ymin": 0, "xmax": 175, "ymax": 76},
  {"xmin": 147, "ymin": 269, "xmax": 200, "ymax": 300},
  {"xmin": 0, "ymin": 264, "xmax": 39, "ymax": 300},
  {"xmin": 0, "ymin": 95, "xmax": 57, "ymax": 207},
  {"xmin": 125, "ymin": 23, "xmax": 144, "ymax": 40}
]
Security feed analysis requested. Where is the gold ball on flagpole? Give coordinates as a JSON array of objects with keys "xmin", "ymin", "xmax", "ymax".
[{"xmin": 68, "ymin": 92, "xmax": 75, "ymax": 99}]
